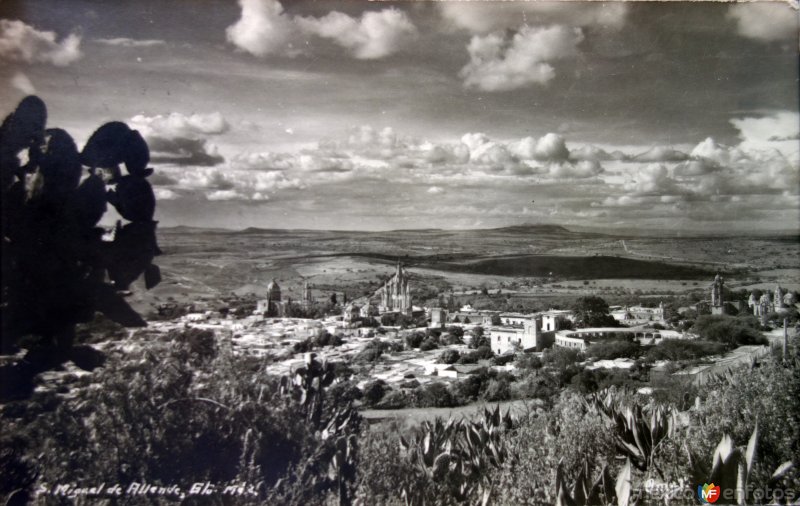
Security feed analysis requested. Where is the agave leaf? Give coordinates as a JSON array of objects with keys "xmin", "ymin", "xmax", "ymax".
[
  {"xmin": 745, "ymin": 420, "xmax": 758, "ymax": 477},
  {"xmin": 615, "ymin": 459, "xmax": 631, "ymax": 506}
]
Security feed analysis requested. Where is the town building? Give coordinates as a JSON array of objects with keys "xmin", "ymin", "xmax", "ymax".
[
  {"xmin": 488, "ymin": 314, "xmax": 563, "ymax": 354},
  {"xmin": 379, "ymin": 262, "xmax": 412, "ymax": 315}
]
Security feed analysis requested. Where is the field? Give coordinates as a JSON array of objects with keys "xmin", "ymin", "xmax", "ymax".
[{"xmin": 131, "ymin": 225, "xmax": 800, "ymax": 316}]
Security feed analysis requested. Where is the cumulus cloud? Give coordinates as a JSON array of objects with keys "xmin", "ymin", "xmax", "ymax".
[
  {"xmin": 227, "ymin": 0, "xmax": 416, "ymax": 59},
  {"xmin": 153, "ymin": 188, "xmax": 179, "ymax": 200},
  {"xmin": 548, "ymin": 159, "xmax": 602, "ymax": 179},
  {"xmin": 296, "ymin": 8, "xmax": 416, "ymax": 59},
  {"xmin": 570, "ymin": 144, "xmax": 613, "ymax": 162},
  {"xmin": 131, "ymin": 112, "xmax": 230, "ymax": 167},
  {"xmin": 460, "ymin": 25, "xmax": 584, "ymax": 92},
  {"xmin": 226, "ymin": 0, "xmax": 300, "ymax": 57},
  {"xmin": 0, "ymin": 19, "xmax": 82, "ymax": 66},
  {"xmin": 148, "ymin": 137, "xmax": 224, "ymax": 167},
  {"xmin": 427, "ymin": 186, "xmax": 445, "ymax": 194},
  {"xmin": 727, "ymin": 3, "xmax": 798, "ymax": 42},
  {"xmin": 623, "ymin": 163, "xmax": 681, "ymax": 196},
  {"xmin": 10, "ymin": 72, "xmax": 35, "ymax": 94},
  {"xmin": 94, "ymin": 38, "xmax": 165, "ymax": 47},
  {"xmin": 130, "ymin": 112, "xmax": 230, "ymax": 139},
  {"xmin": 730, "ymin": 111, "xmax": 800, "ymax": 151},
  {"xmin": 629, "ymin": 146, "xmax": 689, "ymax": 163},
  {"xmin": 439, "ymin": 2, "xmax": 627, "ymax": 33}
]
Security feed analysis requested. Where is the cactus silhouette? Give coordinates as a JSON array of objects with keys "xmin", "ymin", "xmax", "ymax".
[{"xmin": 1, "ymin": 95, "xmax": 161, "ymax": 399}]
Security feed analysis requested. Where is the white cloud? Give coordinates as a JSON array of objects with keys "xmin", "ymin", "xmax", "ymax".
[
  {"xmin": 534, "ymin": 133, "xmax": 570, "ymax": 161},
  {"xmin": 10, "ymin": 72, "xmax": 35, "ymax": 94},
  {"xmin": 727, "ymin": 3, "xmax": 798, "ymax": 43},
  {"xmin": 548, "ymin": 159, "xmax": 602, "ymax": 179},
  {"xmin": 296, "ymin": 8, "xmax": 416, "ymax": 59},
  {"xmin": 207, "ymin": 189, "xmax": 246, "ymax": 201},
  {"xmin": 227, "ymin": 0, "xmax": 416, "ymax": 59},
  {"xmin": 623, "ymin": 163, "xmax": 680, "ymax": 195},
  {"xmin": 0, "ymin": 19, "xmax": 82, "ymax": 66},
  {"xmin": 439, "ymin": 2, "xmax": 627, "ymax": 33},
  {"xmin": 130, "ymin": 112, "xmax": 230, "ymax": 139},
  {"xmin": 427, "ymin": 186, "xmax": 445, "ymax": 194},
  {"xmin": 94, "ymin": 38, "xmax": 165, "ymax": 47},
  {"xmin": 730, "ymin": 111, "xmax": 800, "ymax": 152},
  {"xmin": 460, "ymin": 25, "xmax": 584, "ymax": 92},
  {"xmin": 153, "ymin": 188, "xmax": 179, "ymax": 200},
  {"xmin": 226, "ymin": 0, "xmax": 300, "ymax": 57}
]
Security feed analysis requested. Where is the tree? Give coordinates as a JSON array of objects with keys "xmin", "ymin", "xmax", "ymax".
[
  {"xmin": 1, "ymin": 96, "xmax": 161, "ymax": 397},
  {"xmin": 571, "ymin": 296, "xmax": 618, "ymax": 328},
  {"xmin": 691, "ymin": 314, "xmax": 767, "ymax": 346}
]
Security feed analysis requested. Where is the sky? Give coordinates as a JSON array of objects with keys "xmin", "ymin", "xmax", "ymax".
[{"xmin": 0, "ymin": 0, "xmax": 798, "ymax": 233}]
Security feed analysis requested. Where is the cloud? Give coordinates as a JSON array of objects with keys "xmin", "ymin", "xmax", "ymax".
[
  {"xmin": 0, "ymin": 19, "xmax": 82, "ymax": 66},
  {"xmin": 227, "ymin": 0, "xmax": 416, "ymax": 59},
  {"xmin": 547, "ymin": 159, "xmax": 602, "ymax": 179},
  {"xmin": 623, "ymin": 163, "xmax": 681, "ymax": 195},
  {"xmin": 153, "ymin": 188, "xmax": 179, "ymax": 200},
  {"xmin": 460, "ymin": 25, "xmax": 584, "ymax": 91},
  {"xmin": 10, "ymin": 72, "xmax": 35, "ymax": 94},
  {"xmin": 727, "ymin": 3, "xmax": 798, "ymax": 43},
  {"xmin": 130, "ymin": 112, "xmax": 230, "ymax": 167},
  {"xmin": 730, "ymin": 111, "xmax": 800, "ymax": 150},
  {"xmin": 427, "ymin": 186, "xmax": 445, "ymax": 194},
  {"xmin": 94, "ymin": 38, "xmax": 166, "ymax": 48},
  {"xmin": 296, "ymin": 8, "xmax": 416, "ymax": 59},
  {"xmin": 439, "ymin": 2, "xmax": 627, "ymax": 33},
  {"xmin": 147, "ymin": 172, "xmax": 179, "ymax": 186},
  {"xmin": 629, "ymin": 146, "xmax": 689, "ymax": 163},
  {"xmin": 148, "ymin": 137, "xmax": 224, "ymax": 167},
  {"xmin": 130, "ymin": 112, "xmax": 230, "ymax": 138},
  {"xmin": 570, "ymin": 144, "xmax": 613, "ymax": 162},
  {"xmin": 534, "ymin": 133, "xmax": 570, "ymax": 161},
  {"xmin": 226, "ymin": 0, "xmax": 300, "ymax": 57}
]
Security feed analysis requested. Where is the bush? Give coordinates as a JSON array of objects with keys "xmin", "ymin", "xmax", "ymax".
[
  {"xmin": 542, "ymin": 347, "xmax": 581, "ymax": 369},
  {"xmin": 483, "ymin": 378, "xmax": 511, "ymax": 401},
  {"xmin": 405, "ymin": 331, "xmax": 425, "ymax": 349},
  {"xmin": 691, "ymin": 314, "xmax": 767, "ymax": 346},
  {"xmin": 419, "ymin": 337, "xmax": 439, "ymax": 351},
  {"xmin": 439, "ymin": 349, "xmax": 461, "ymax": 364},
  {"xmin": 4, "ymin": 342, "xmax": 361, "ymax": 504},
  {"xmin": 414, "ymin": 382, "xmax": 455, "ymax": 408},
  {"xmin": 645, "ymin": 339, "xmax": 727, "ymax": 361},
  {"xmin": 457, "ymin": 346, "xmax": 493, "ymax": 364},
  {"xmin": 585, "ymin": 339, "xmax": 642, "ymax": 360},
  {"xmin": 492, "ymin": 354, "xmax": 515, "ymax": 366},
  {"xmin": 362, "ymin": 380, "xmax": 387, "ymax": 407}
]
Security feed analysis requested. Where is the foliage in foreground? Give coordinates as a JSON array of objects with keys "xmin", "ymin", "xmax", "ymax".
[{"xmin": 0, "ymin": 337, "xmax": 361, "ymax": 505}]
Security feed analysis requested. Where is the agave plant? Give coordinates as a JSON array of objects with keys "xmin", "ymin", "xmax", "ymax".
[
  {"xmin": 590, "ymin": 391, "xmax": 676, "ymax": 475},
  {"xmin": 399, "ymin": 406, "xmax": 515, "ymax": 505},
  {"xmin": 276, "ymin": 353, "xmax": 361, "ymax": 505},
  {"xmin": 687, "ymin": 422, "xmax": 795, "ymax": 505},
  {"xmin": 554, "ymin": 457, "xmax": 637, "ymax": 506}
]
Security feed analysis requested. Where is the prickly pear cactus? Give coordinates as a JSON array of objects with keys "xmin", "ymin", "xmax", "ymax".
[{"xmin": 0, "ymin": 95, "xmax": 161, "ymax": 361}]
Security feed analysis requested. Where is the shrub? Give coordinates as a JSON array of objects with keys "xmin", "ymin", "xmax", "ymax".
[
  {"xmin": 415, "ymin": 382, "xmax": 455, "ymax": 408},
  {"xmin": 483, "ymin": 378, "xmax": 511, "ymax": 401},
  {"xmin": 542, "ymin": 346, "xmax": 581, "ymax": 369},
  {"xmin": 362, "ymin": 380, "xmax": 388, "ymax": 407},
  {"xmin": 405, "ymin": 331, "xmax": 425, "ymax": 349},
  {"xmin": 439, "ymin": 349, "xmax": 461, "ymax": 364},
  {"xmin": 645, "ymin": 339, "xmax": 727, "ymax": 361},
  {"xmin": 585, "ymin": 339, "xmax": 642, "ymax": 360},
  {"xmin": 419, "ymin": 337, "xmax": 439, "ymax": 351},
  {"xmin": 492, "ymin": 354, "xmax": 515, "ymax": 366},
  {"xmin": 691, "ymin": 314, "xmax": 767, "ymax": 346}
]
